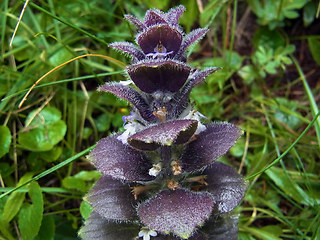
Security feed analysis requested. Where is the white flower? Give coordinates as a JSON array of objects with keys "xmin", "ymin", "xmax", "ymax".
[
  {"xmin": 117, "ymin": 112, "xmax": 145, "ymax": 144},
  {"xmin": 119, "ymin": 80, "xmax": 134, "ymax": 86},
  {"xmin": 148, "ymin": 163, "xmax": 162, "ymax": 177},
  {"xmin": 138, "ymin": 227, "xmax": 157, "ymax": 240},
  {"xmin": 180, "ymin": 107, "xmax": 207, "ymax": 134}
]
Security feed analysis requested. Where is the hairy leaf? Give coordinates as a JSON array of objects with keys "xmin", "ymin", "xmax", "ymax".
[
  {"xmin": 88, "ymin": 135, "xmax": 153, "ymax": 181},
  {"xmin": 138, "ymin": 189, "xmax": 214, "ymax": 239},
  {"xmin": 181, "ymin": 122, "xmax": 243, "ymax": 172},
  {"xmin": 85, "ymin": 176, "xmax": 136, "ymax": 221},
  {"xmin": 79, "ymin": 211, "xmax": 139, "ymax": 240},
  {"xmin": 128, "ymin": 119, "xmax": 198, "ymax": 151}
]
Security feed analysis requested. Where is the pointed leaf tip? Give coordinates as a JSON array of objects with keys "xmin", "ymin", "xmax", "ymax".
[
  {"xmin": 181, "ymin": 122, "xmax": 243, "ymax": 172},
  {"xmin": 124, "ymin": 14, "xmax": 146, "ymax": 31},
  {"xmin": 89, "ymin": 135, "xmax": 153, "ymax": 181},
  {"xmin": 99, "ymin": 82, "xmax": 156, "ymax": 122},
  {"xmin": 144, "ymin": 9, "xmax": 167, "ymax": 26},
  {"xmin": 205, "ymin": 162, "xmax": 246, "ymax": 213}
]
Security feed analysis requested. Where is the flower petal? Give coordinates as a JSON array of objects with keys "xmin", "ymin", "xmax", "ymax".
[
  {"xmin": 137, "ymin": 189, "xmax": 214, "ymax": 239},
  {"xmin": 204, "ymin": 162, "xmax": 246, "ymax": 214},
  {"xmin": 79, "ymin": 211, "xmax": 139, "ymax": 240},
  {"xmin": 137, "ymin": 25, "xmax": 183, "ymax": 55},
  {"xmin": 98, "ymin": 82, "xmax": 156, "ymax": 122},
  {"xmin": 128, "ymin": 119, "xmax": 198, "ymax": 151},
  {"xmin": 85, "ymin": 176, "xmax": 136, "ymax": 221},
  {"xmin": 127, "ymin": 60, "xmax": 190, "ymax": 93},
  {"xmin": 88, "ymin": 135, "xmax": 154, "ymax": 181},
  {"xmin": 180, "ymin": 122, "xmax": 243, "ymax": 172}
]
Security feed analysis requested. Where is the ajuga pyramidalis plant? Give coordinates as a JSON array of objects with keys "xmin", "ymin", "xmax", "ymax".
[{"xmin": 79, "ymin": 5, "xmax": 246, "ymax": 240}]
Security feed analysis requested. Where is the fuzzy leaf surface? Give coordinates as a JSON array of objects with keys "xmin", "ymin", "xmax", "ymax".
[
  {"xmin": 79, "ymin": 211, "xmax": 139, "ymax": 240},
  {"xmin": 137, "ymin": 189, "xmax": 214, "ymax": 239},
  {"xmin": 85, "ymin": 176, "xmax": 136, "ymax": 221},
  {"xmin": 204, "ymin": 162, "xmax": 246, "ymax": 213},
  {"xmin": 88, "ymin": 135, "xmax": 153, "ymax": 181},
  {"xmin": 128, "ymin": 119, "xmax": 198, "ymax": 151},
  {"xmin": 181, "ymin": 122, "xmax": 242, "ymax": 172}
]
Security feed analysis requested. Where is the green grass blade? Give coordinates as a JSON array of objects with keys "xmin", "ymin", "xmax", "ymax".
[
  {"xmin": 0, "ymin": 144, "xmax": 96, "ymax": 199},
  {"xmin": 28, "ymin": 2, "xmax": 109, "ymax": 46},
  {"xmin": 1, "ymin": 0, "xmax": 9, "ymax": 59},
  {"xmin": 246, "ymin": 110, "xmax": 320, "ymax": 180},
  {"xmin": 0, "ymin": 187, "xmax": 80, "ymax": 194},
  {"xmin": 1, "ymin": 70, "xmax": 123, "ymax": 102},
  {"xmin": 291, "ymin": 55, "xmax": 320, "ymax": 148}
]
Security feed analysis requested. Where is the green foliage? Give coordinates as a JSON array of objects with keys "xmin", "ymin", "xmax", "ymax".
[
  {"xmin": 62, "ymin": 170, "xmax": 101, "ymax": 192},
  {"xmin": 34, "ymin": 216, "xmax": 55, "ymax": 240},
  {"xmin": 18, "ymin": 107, "xmax": 67, "ymax": 152},
  {"xmin": 239, "ymin": 44, "xmax": 295, "ymax": 83},
  {"xmin": 179, "ymin": 0, "xmax": 199, "ymax": 32},
  {"xmin": 0, "ymin": 173, "xmax": 33, "ymax": 240},
  {"xmin": 18, "ymin": 182, "xmax": 44, "ymax": 240},
  {"xmin": 248, "ymin": 0, "xmax": 308, "ymax": 29},
  {"xmin": 0, "ymin": 126, "xmax": 11, "ymax": 158},
  {"xmin": 1, "ymin": 0, "xmax": 319, "ymax": 239},
  {"xmin": 79, "ymin": 201, "xmax": 92, "ymax": 220},
  {"xmin": 308, "ymin": 38, "xmax": 320, "ymax": 65},
  {"xmin": 238, "ymin": 27, "xmax": 296, "ymax": 84}
]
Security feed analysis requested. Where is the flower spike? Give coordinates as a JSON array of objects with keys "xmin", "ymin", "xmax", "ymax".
[{"xmin": 82, "ymin": 5, "xmax": 245, "ymax": 240}]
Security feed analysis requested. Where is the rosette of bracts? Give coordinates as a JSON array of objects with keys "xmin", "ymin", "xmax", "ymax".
[{"xmin": 79, "ymin": 5, "xmax": 246, "ymax": 240}]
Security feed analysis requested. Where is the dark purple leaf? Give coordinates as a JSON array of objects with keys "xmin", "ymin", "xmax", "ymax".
[
  {"xmin": 202, "ymin": 214, "xmax": 239, "ymax": 240},
  {"xmin": 204, "ymin": 162, "xmax": 246, "ymax": 213},
  {"xmin": 172, "ymin": 67, "xmax": 221, "ymax": 117},
  {"xmin": 137, "ymin": 189, "xmax": 214, "ymax": 239},
  {"xmin": 128, "ymin": 119, "xmax": 198, "ymax": 151},
  {"xmin": 124, "ymin": 14, "xmax": 146, "ymax": 31},
  {"xmin": 137, "ymin": 25, "xmax": 183, "ymax": 55},
  {"xmin": 153, "ymin": 232, "xmax": 208, "ymax": 240},
  {"xmin": 79, "ymin": 211, "xmax": 139, "ymax": 240},
  {"xmin": 108, "ymin": 42, "xmax": 145, "ymax": 62},
  {"xmin": 127, "ymin": 60, "xmax": 190, "ymax": 93},
  {"xmin": 188, "ymin": 67, "xmax": 221, "ymax": 86},
  {"xmin": 165, "ymin": 5, "xmax": 185, "ymax": 25},
  {"xmin": 85, "ymin": 176, "xmax": 136, "ymax": 221},
  {"xmin": 175, "ymin": 28, "xmax": 208, "ymax": 59},
  {"xmin": 180, "ymin": 122, "xmax": 243, "ymax": 172},
  {"xmin": 88, "ymin": 135, "xmax": 154, "ymax": 181},
  {"xmin": 144, "ymin": 9, "xmax": 167, "ymax": 26},
  {"xmin": 98, "ymin": 82, "xmax": 156, "ymax": 122}
]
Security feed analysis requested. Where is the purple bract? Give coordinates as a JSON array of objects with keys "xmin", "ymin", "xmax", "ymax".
[{"xmin": 80, "ymin": 5, "xmax": 246, "ymax": 240}]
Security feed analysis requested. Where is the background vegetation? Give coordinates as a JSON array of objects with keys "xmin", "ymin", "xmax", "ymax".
[{"xmin": 0, "ymin": 0, "xmax": 319, "ymax": 239}]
